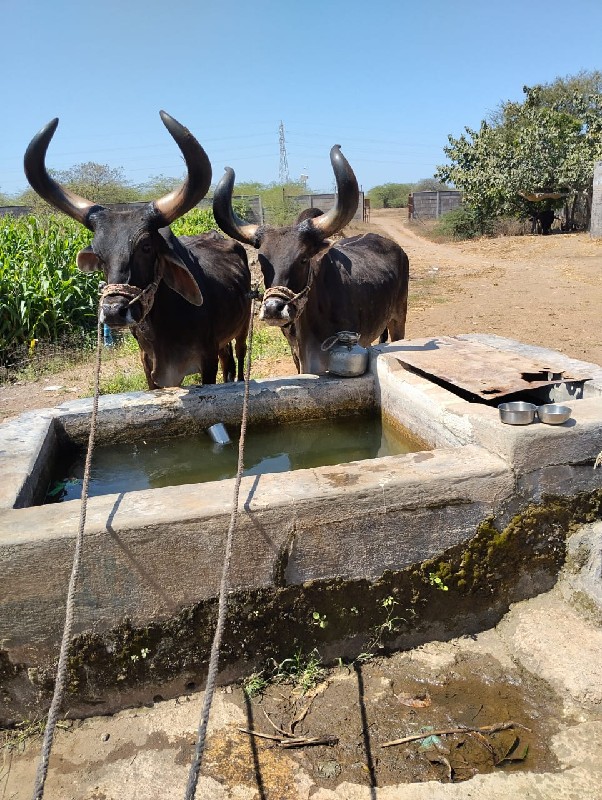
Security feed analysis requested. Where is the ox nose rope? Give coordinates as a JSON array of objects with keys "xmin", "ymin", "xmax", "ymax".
[
  {"xmin": 261, "ymin": 260, "xmax": 316, "ymax": 322},
  {"xmin": 100, "ymin": 277, "xmax": 161, "ymax": 327},
  {"xmin": 184, "ymin": 295, "xmax": 256, "ymax": 800},
  {"xmin": 31, "ymin": 306, "xmax": 104, "ymax": 800}
]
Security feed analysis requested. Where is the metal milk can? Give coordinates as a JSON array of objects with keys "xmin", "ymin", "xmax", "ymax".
[{"xmin": 321, "ymin": 331, "xmax": 369, "ymax": 377}]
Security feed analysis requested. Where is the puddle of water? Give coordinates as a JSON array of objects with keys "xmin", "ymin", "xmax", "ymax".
[
  {"xmin": 214, "ymin": 653, "xmax": 565, "ymax": 792},
  {"xmin": 45, "ymin": 414, "xmax": 426, "ymax": 503}
]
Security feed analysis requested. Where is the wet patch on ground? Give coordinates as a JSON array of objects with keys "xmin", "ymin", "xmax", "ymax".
[{"xmin": 202, "ymin": 651, "xmax": 567, "ymax": 793}]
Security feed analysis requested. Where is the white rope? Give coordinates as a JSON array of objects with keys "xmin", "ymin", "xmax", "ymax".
[
  {"xmin": 183, "ymin": 297, "xmax": 256, "ymax": 800},
  {"xmin": 31, "ymin": 312, "xmax": 103, "ymax": 800}
]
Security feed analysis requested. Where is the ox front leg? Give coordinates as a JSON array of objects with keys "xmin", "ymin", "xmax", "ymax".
[
  {"xmin": 219, "ymin": 344, "xmax": 236, "ymax": 383},
  {"xmin": 140, "ymin": 350, "xmax": 160, "ymax": 390},
  {"xmin": 201, "ymin": 353, "xmax": 219, "ymax": 385}
]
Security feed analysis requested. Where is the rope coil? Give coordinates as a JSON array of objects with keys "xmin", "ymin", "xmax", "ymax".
[{"xmin": 321, "ymin": 330, "xmax": 361, "ymax": 351}]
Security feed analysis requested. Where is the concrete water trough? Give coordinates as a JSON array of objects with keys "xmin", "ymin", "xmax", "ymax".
[{"xmin": 1, "ymin": 333, "xmax": 602, "ymax": 722}]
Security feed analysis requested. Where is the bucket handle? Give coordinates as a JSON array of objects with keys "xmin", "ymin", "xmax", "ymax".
[{"xmin": 321, "ymin": 331, "xmax": 361, "ymax": 351}]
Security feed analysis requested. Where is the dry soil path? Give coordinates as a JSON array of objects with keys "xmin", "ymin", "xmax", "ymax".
[{"xmin": 369, "ymin": 208, "xmax": 602, "ymax": 366}]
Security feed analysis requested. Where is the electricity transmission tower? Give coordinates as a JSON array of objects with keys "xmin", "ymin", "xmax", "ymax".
[{"xmin": 279, "ymin": 121, "xmax": 290, "ymax": 184}]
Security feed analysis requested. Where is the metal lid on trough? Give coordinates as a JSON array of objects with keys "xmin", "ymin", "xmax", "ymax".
[{"xmin": 389, "ymin": 336, "xmax": 592, "ymax": 401}]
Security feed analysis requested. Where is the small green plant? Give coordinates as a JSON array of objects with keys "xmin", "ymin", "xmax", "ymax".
[
  {"xmin": 429, "ymin": 573, "xmax": 449, "ymax": 591},
  {"xmin": 311, "ymin": 611, "xmax": 328, "ymax": 629},
  {"xmin": 242, "ymin": 670, "xmax": 269, "ymax": 699},
  {"xmin": 98, "ymin": 368, "xmax": 148, "ymax": 395},
  {"xmin": 242, "ymin": 648, "xmax": 326, "ymax": 698},
  {"xmin": 271, "ymin": 648, "xmax": 326, "ymax": 694},
  {"xmin": 356, "ymin": 595, "xmax": 409, "ymax": 663},
  {"xmin": 433, "ymin": 207, "xmax": 493, "ymax": 241},
  {"xmin": 0, "ymin": 717, "xmax": 69, "ymax": 752},
  {"xmin": 251, "ymin": 323, "xmax": 293, "ymax": 360}
]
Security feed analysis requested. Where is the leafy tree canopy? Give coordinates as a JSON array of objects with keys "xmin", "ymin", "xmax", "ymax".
[
  {"xmin": 436, "ymin": 70, "xmax": 602, "ymax": 224},
  {"xmin": 137, "ymin": 173, "xmax": 182, "ymax": 201},
  {"xmin": 368, "ymin": 183, "xmax": 413, "ymax": 208},
  {"xmin": 11, "ymin": 162, "xmax": 140, "ymax": 212},
  {"xmin": 367, "ymin": 179, "xmax": 450, "ymax": 209},
  {"xmin": 53, "ymin": 162, "xmax": 140, "ymax": 204},
  {"xmin": 412, "ymin": 178, "xmax": 450, "ymax": 192}
]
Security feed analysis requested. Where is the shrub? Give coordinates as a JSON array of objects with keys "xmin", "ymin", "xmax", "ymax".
[{"xmin": 433, "ymin": 207, "xmax": 493, "ymax": 240}]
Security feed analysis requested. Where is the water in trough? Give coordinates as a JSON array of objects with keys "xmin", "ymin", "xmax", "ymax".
[{"xmin": 45, "ymin": 414, "xmax": 426, "ymax": 503}]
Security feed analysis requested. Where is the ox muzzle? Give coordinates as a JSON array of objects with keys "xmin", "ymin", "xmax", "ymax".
[
  {"xmin": 99, "ymin": 280, "xmax": 160, "ymax": 329},
  {"xmin": 259, "ymin": 284, "xmax": 312, "ymax": 327},
  {"xmin": 101, "ymin": 294, "xmax": 142, "ymax": 329},
  {"xmin": 259, "ymin": 294, "xmax": 295, "ymax": 327}
]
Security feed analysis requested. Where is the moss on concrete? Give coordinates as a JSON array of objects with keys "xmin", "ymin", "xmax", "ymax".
[{"xmin": 6, "ymin": 489, "xmax": 601, "ymax": 720}]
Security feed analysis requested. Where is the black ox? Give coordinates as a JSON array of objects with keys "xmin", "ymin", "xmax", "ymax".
[
  {"xmin": 24, "ymin": 112, "xmax": 251, "ymax": 388},
  {"xmin": 213, "ymin": 145, "xmax": 409, "ymax": 374},
  {"xmin": 530, "ymin": 206, "xmax": 555, "ymax": 235}
]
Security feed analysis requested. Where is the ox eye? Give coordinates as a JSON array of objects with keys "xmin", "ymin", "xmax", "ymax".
[{"xmin": 141, "ymin": 241, "xmax": 152, "ymax": 255}]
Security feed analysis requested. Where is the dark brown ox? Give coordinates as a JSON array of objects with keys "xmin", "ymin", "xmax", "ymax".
[
  {"xmin": 213, "ymin": 145, "xmax": 409, "ymax": 374},
  {"xmin": 24, "ymin": 112, "xmax": 251, "ymax": 388}
]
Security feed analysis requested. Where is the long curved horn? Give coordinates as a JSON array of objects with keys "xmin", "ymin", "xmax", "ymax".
[
  {"xmin": 212, "ymin": 167, "xmax": 259, "ymax": 245},
  {"xmin": 311, "ymin": 145, "xmax": 359, "ymax": 236},
  {"xmin": 24, "ymin": 118, "xmax": 98, "ymax": 229},
  {"xmin": 153, "ymin": 111, "xmax": 212, "ymax": 225}
]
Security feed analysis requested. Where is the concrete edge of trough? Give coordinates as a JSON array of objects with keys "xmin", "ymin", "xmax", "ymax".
[
  {"xmin": 2, "ymin": 340, "xmax": 602, "ymax": 720},
  {"xmin": 371, "ymin": 341, "xmax": 602, "ymax": 473}
]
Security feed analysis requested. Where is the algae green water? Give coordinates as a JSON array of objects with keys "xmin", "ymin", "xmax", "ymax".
[{"xmin": 47, "ymin": 415, "xmax": 425, "ymax": 502}]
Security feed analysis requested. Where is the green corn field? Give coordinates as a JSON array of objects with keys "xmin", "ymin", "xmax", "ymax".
[{"xmin": 0, "ymin": 214, "xmax": 97, "ymax": 358}]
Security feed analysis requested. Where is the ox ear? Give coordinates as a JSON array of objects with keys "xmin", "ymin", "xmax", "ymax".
[
  {"xmin": 76, "ymin": 246, "xmax": 101, "ymax": 273},
  {"xmin": 160, "ymin": 252, "xmax": 204, "ymax": 306}
]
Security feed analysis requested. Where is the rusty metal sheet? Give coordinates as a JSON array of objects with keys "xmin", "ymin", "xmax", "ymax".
[{"xmin": 389, "ymin": 336, "xmax": 591, "ymax": 400}]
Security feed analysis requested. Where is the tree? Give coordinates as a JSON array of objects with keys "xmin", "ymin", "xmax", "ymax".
[
  {"xmin": 412, "ymin": 178, "xmax": 449, "ymax": 192},
  {"xmin": 368, "ymin": 183, "xmax": 413, "ymax": 209},
  {"xmin": 52, "ymin": 162, "xmax": 140, "ymax": 204},
  {"xmin": 13, "ymin": 162, "xmax": 145, "ymax": 214},
  {"xmin": 436, "ymin": 71, "xmax": 602, "ymax": 230},
  {"xmin": 137, "ymin": 174, "xmax": 182, "ymax": 200}
]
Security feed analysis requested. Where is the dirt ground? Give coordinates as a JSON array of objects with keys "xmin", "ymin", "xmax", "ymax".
[
  {"xmin": 368, "ymin": 209, "xmax": 602, "ymax": 364},
  {"xmin": 1, "ymin": 211, "xmax": 601, "ymax": 422}
]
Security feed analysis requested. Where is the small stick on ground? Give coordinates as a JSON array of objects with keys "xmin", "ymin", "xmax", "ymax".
[
  {"xmin": 261, "ymin": 708, "xmax": 290, "ymax": 738},
  {"xmin": 381, "ymin": 721, "xmax": 530, "ymax": 748},
  {"xmin": 238, "ymin": 728, "xmax": 338, "ymax": 748},
  {"xmin": 290, "ymin": 695, "xmax": 317, "ymax": 734}
]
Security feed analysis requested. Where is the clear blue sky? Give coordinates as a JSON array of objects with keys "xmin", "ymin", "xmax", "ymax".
[{"xmin": 1, "ymin": 0, "xmax": 601, "ymax": 197}]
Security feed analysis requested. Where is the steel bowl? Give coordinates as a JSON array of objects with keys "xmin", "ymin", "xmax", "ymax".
[
  {"xmin": 537, "ymin": 404, "xmax": 572, "ymax": 425},
  {"xmin": 498, "ymin": 401, "xmax": 537, "ymax": 425}
]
